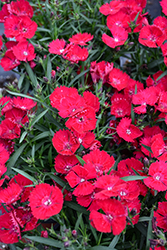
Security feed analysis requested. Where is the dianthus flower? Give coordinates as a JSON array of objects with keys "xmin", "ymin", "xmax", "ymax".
[
  {"xmin": 99, "ymin": 0, "xmax": 125, "ymax": 16},
  {"xmin": 160, "ymin": 0, "xmax": 167, "ymax": 16},
  {"xmin": 62, "ymin": 44, "xmax": 89, "ymax": 63},
  {"xmin": 0, "ymin": 183, "xmax": 22, "ymax": 205},
  {"xmin": 110, "ymin": 93, "xmax": 131, "ymax": 118},
  {"xmin": 116, "ymin": 117, "xmax": 143, "ymax": 142},
  {"xmin": 69, "ymin": 32, "xmax": 93, "ymax": 46},
  {"xmin": 52, "ymin": 129, "xmax": 80, "ymax": 155},
  {"xmin": 90, "ymin": 60, "xmax": 113, "ymax": 84},
  {"xmin": 108, "ymin": 68, "xmax": 129, "ymax": 91},
  {"xmin": 12, "ymin": 96, "xmax": 37, "ymax": 111},
  {"xmin": 102, "ymin": 25, "xmax": 128, "ymax": 49},
  {"xmin": 89, "ymin": 199, "xmax": 127, "ymax": 235},
  {"xmin": 0, "ymin": 50, "xmax": 20, "ymax": 71},
  {"xmin": 154, "ymin": 202, "xmax": 167, "ymax": 231},
  {"xmin": 82, "ymin": 149, "xmax": 115, "ymax": 177},
  {"xmin": 107, "ymin": 11, "xmax": 131, "ymax": 31},
  {"xmin": 8, "ymin": 0, "xmax": 34, "ymax": 18},
  {"xmin": 0, "ymin": 118, "xmax": 21, "ymax": 139},
  {"xmin": 139, "ymin": 25, "xmax": 166, "ymax": 48},
  {"xmin": 48, "ymin": 39, "xmax": 66, "ymax": 55},
  {"xmin": 12, "ymin": 41, "xmax": 36, "ymax": 62},
  {"xmin": 144, "ymin": 161, "xmax": 167, "ymax": 191},
  {"xmin": 54, "ymin": 154, "xmax": 79, "ymax": 174},
  {"xmin": 65, "ymin": 164, "xmax": 95, "ymax": 196},
  {"xmin": 29, "ymin": 183, "xmax": 63, "ymax": 220}
]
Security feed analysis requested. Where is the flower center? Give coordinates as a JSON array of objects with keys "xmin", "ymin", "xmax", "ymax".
[
  {"xmin": 23, "ymin": 51, "xmax": 28, "ymax": 56},
  {"xmin": 126, "ymin": 129, "xmax": 131, "ymax": 135}
]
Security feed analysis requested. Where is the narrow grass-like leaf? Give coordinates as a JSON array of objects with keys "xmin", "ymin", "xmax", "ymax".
[
  {"xmin": 7, "ymin": 143, "xmax": 27, "ymax": 169},
  {"xmin": 25, "ymin": 63, "xmax": 38, "ymax": 87},
  {"xmin": 156, "ymin": 70, "xmax": 167, "ymax": 81},
  {"xmin": 131, "ymin": 104, "xmax": 135, "ymax": 124},
  {"xmin": 75, "ymin": 213, "xmax": 83, "ymax": 230},
  {"xmin": 69, "ymin": 69, "xmax": 89, "ymax": 87},
  {"xmin": 109, "ymin": 234, "xmax": 120, "ymax": 248},
  {"xmin": 47, "ymin": 56, "xmax": 52, "ymax": 81},
  {"xmin": 31, "ymin": 109, "xmax": 48, "ymax": 127},
  {"xmin": 9, "ymin": 244, "xmax": 17, "ymax": 250},
  {"xmin": 64, "ymin": 201, "xmax": 89, "ymax": 215},
  {"xmin": 24, "ymin": 236, "xmax": 63, "ymax": 248},
  {"xmin": 121, "ymin": 176, "xmax": 147, "ymax": 181},
  {"xmin": 6, "ymin": 90, "xmax": 39, "ymax": 102},
  {"xmin": 146, "ymin": 209, "xmax": 153, "ymax": 250},
  {"xmin": 75, "ymin": 155, "xmax": 86, "ymax": 166},
  {"xmin": 18, "ymin": 73, "xmax": 25, "ymax": 89},
  {"xmin": 141, "ymin": 144, "xmax": 153, "ymax": 154},
  {"xmin": 12, "ymin": 167, "xmax": 36, "ymax": 183},
  {"xmin": 138, "ymin": 217, "xmax": 152, "ymax": 222},
  {"xmin": 89, "ymin": 246, "xmax": 117, "ymax": 250},
  {"xmin": 31, "ymin": 131, "xmax": 51, "ymax": 142},
  {"xmin": 19, "ymin": 131, "xmax": 27, "ymax": 143}
]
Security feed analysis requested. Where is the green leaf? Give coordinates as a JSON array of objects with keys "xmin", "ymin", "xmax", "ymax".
[
  {"xmin": 6, "ymin": 90, "xmax": 39, "ymax": 102},
  {"xmin": 121, "ymin": 175, "xmax": 147, "ymax": 181},
  {"xmin": 75, "ymin": 155, "xmax": 86, "ymax": 166},
  {"xmin": 31, "ymin": 109, "xmax": 48, "ymax": 127},
  {"xmin": 141, "ymin": 144, "xmax": 153, "ymax": 154},
  {"xmin": 69, "ymin": 69, "xmax": 89, "ymax": 87},
  {"xmin": 138, "ymin": 217, "xmax": 152, "ymax": 222},
  {"xmin": 18, "ymin": 73, "xmax": 25, "ymax": 89},
  {"xmin": 156, "ymin": 70, "xmax": 167, "ymax": 81},
  {"xmin": 19, "ymin": 131, "xmax": 27, "ymax": 143},
  {"xmin": 11, "ymin": 167, "xmax": 36, "ymax": 183},
  {"xmin": 89, "ymin": 246, "xmax": 117, "ymax": 250},
  {"xmin": 146, "ymin": 209, "xmax": 153, "ymax": 250},
  {"xmin": 64, "ymin": 201, "xmax": 89, "ymax": 215},
  {"xmin": 109, "ymin": 235, "xmax": 120, "ymax": 248},
  {"xmin": 31, "ymin": 131, "xmax": 51, "ymax": 142},
  {"xmin": 47, "ymin": 56, "xmax": 52, "ymax": 81},
  {"xmin": 25, "ymin": 62, "xmax": 38, "ymax": 87},
  {"xmin": 7, "ymin": 143, "xmax": 28, "ymax": 169},
  {"xmin": 24, "ymin": 236, "xmax": 63, "ymax": 248},
  {"xmin": 131, "ymin": 104, "xmax": 135, "ymax": 124},
  {"xmin": 75, "ymin": 213, "xmax": 83, "ymax": 230}
]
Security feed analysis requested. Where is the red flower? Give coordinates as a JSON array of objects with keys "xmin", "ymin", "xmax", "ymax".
[
  {"xmin": 109, "ymin": 68, "xmax": 129, "ymax": 91},
  {"xmin": 65, "ymin": 165, "xmax": 95, "ymax": 196},
  {"xmin": 117, "ymin": 158, "xmax": 145, "ymax": 177},
  {"xmin": 83, "ymin": 91, "xmax": 100, "ymax": 112},
  {"xmin": 62, "ymin": 44, "xmax": 89, "ymax": 63},
  {"xmin": 0, "ymin": 212, "xmax": 21, "ymax": 244},
  {"xmin": 0, "ymin": 143, "xmax": 9, "ymax": 165},
  {"xmin": 5, "ymin": 108, "xmax": 29, "ymax": 127},
  {"xmin": 0, "ymin": 4, "xmax": 10, "ymax": 23},
  {"xmin": 13, "ymin": 41, "xmax": 36, "ymax": 62},
  {"xmin": 83, "ymin": 149, "xmax": 115, "ymax": 176},
  {"xmin": 139, "ymin": 25, "xmax": 166, "ymax": 48},
  {"xmin": 0, "ymin": 50, "xmax": 20, "ymax": 71},
  {"xmin": 122, "ymin": 199, "xmax": 141, "ymax": 225},
  {"xmin": 153, "ymin": 16, "xmax": 167, "ymax": 37},
  {"xmin": 116, "ymin": 117, "xmax": 143, "ymax": 142},
  {"xmin": 107, "ymin": 11, "xmax": 131, "ymax": 31},
  {"xmin": 160, "ymin": 0, "xmax": 167, "ymax": 16},
  {"xmin": 48, "ymin": 39, "xmax": 66, "ymax": 55},
  {"xmin": 12, "ymin": 96, "xmax": 37, "ymax": 111},
  {"xmin": 69, "ymin": 32, "xmax": 93, "ymax": 46},
  {"xmin": 4, "ymin": 15, "xmax": 37, "ymax": 41},
  {"xmin": 99, "ymin": 1, "xmax": 125, "ymax": 16},
  {"xmin": 102, "ymin": 25, "xmax": 128, "ymax": 49},
  {"xmin": 0, "ymin": 118, "xmax": 21, "ymax": 139},
  {"xmin": 156, "ymin": 91, "xmax": 167, "ymax": 112},
  {"xmin": 0, "ymin": 183, "xmax": 22, "ymax": 205},
  {"xmin": 90, "ymin": 60, "xmax": 113, "ymax": 84},
  {"xmin": 54, "ymin": 154, "xmax": 79, "ymax": 174},
  {"xmin": 0, "ymin": 164, "xmax": 7, "ymax": 178},
  {"xmin": 65, "ymin": 107, "xmax": 97, "ymax": 134},
  {"xmin": 9, "ymin": 174, "xmax": 33, "ymax": 203},
  {"xmin": 89, "ymin": 199, "xmax": 126, "ymax": 235},
  {"xmin": 29, "ymin": 183, "xmax": 63, "ymax": 220},
  {"xmin": 8, "ymin": 0, "xmax": 34, "ymax": 18},
  {"xmin": 110, "ymin": 93, "xmax": 131, "ymax": 118},
  {"xmin": 52, "ymin": 129, "xmax": 80, "ymax": 155},
  {"xmin": 154, "ymin": 202, "xmax": 167, "ymax": 231},
  {"xmin": 144, "ymin": 161, "xmax": 167, "ymax": 191}
]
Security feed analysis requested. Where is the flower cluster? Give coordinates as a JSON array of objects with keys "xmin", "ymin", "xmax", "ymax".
[
  {"xmin": 1, "ymin": 0, "xmax": 167, "ymax": 249},
  {"xmin": 0, "ymin": 0, "xmax": 37, "ymax": 71}
]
